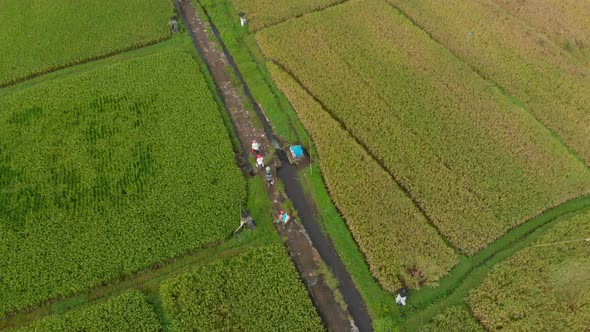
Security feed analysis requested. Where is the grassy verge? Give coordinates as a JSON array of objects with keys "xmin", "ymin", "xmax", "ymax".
[{"xmin": 144, "ymin": 291, "xmax": 173, "ymax": 332}]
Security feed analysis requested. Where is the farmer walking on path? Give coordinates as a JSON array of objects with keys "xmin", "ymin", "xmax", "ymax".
[{"xmin": 265, "ymin": 166, "xmax": 274, "ymax": 186}]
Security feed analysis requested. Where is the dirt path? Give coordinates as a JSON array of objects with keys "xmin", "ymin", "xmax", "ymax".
[{"xmin": 177, "ymin": 1, "xmax": 366, "ymax": 331}]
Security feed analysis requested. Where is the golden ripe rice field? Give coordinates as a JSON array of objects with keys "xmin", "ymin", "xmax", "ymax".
[
  {"xmin": 386, "ymin": 0, "xmax": 590, "ymax": 166},
  {"xmin": 490, "ymin": 0, "xmax": 590, "ymax": 61},
  {"xmin": 268, "ymin": 62, "xmax": 458, "ymax": 291},
  {"xmin": 257, "ymin": 0, "xmax": 590, "ymax": 255},
  {"xmin": 231, "ymin": 0, "xmax": 344, "ymax": 31}
]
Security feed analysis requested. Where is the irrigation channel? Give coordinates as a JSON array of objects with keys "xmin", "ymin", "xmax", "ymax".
[{"xmin": 176, "ymin": 0, "xmax": 373, "ymax": 331}]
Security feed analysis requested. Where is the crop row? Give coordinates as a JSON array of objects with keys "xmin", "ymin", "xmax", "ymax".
[
  {"xmin": 268, "ymin": 63, "xmax": 457, "ymax": 291},
  {"xmin": 231, "ymin": 0, "xmax": 344, "ymax": 31},
  {"xmin": 256, "ymin": 0, "xmax": 590, "ymax": 254},
  {"xmin": 10, "ymin": 291, "xmax": 160, "ymax": 332},
  {"xmin": 0, "ymin": 49, "xmax": 245, "ymax": 314},
  {"xmin": 160, "ymin": 245, "xmax": 324, "ymax": 331},
  {"xmin": 0, "ymin": 0, "xmax": 173, "ymax": 86},
  {"xmin": 386, "ymin": 0, "xmax": 590, "ymax": 165},
  {"xmin": 469, "ymin": 209, "xmax": 590, "ymax": 331}
]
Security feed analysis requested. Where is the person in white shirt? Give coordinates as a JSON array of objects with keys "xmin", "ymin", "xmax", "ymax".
[{"xmin": 396, "ymin": 288, "xmax": 408, "ymax": 306}]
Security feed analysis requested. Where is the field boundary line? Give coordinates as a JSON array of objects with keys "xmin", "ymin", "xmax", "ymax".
[
  {"xmin": 268, "ymin": 60, "xmax": 458, "ymax": 254},
  {"xmin": 253, "ymin": 0, "xmax": 352, "ymax": 33},
  {"xmin": 402, "ymin": 196, "xmax": 590, "ymax": 329},
  {"xmin": 0, "ymin": 239, "xmax": 265, "ymax": 329},
  {"xmin": 0, "ymin": 36, "xmax": 172, "ymax": 90},
  {"xmin": 382, "ymin": 0, "xmax": 590, "ymax": 169}
]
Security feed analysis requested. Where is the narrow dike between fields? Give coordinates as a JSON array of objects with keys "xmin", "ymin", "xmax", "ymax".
[{"xmin": 178, "ymin": 0, "xmax": 373, "ymax": 331}]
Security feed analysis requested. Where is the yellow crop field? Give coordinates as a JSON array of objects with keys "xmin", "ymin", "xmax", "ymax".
[
  {"xmin": 268, "ymin": 63, "xmax": 457, "ymax": 290},
  {"xmin": 257, "ymin": 0, "xmax": 590, "ymax": 254},
  {"xmin": 387, "ymin": 0, "xmax": 590, "ymax": 166},
  {"xmin": 491, "ymin": 0, "xmax": 590, "ymax": 60},
  {"xmin": 231, "ymin": 0, "xmax": 343, "ymax": 31},
  {"xmin": 469, "ymin": 209, "xmax": 590, "ymax": 331}
]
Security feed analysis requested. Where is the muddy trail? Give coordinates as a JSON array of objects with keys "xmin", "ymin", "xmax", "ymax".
[{"xmin": 178, "ymin": 0, "xmax": 372, "ymax": 330}]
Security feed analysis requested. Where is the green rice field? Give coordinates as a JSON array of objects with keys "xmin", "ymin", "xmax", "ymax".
[
  {"xmin": 0, "ymin": 0, "xmax": 173, "ymax": 86},
  {"xmin": 0, "ymin": 47, "xmax": 245, "ymax": 314}
]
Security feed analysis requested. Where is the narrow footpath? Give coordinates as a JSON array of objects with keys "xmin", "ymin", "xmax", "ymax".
[{"xmin": 177, "ymin": 1, "xmax": 373, "ymax": 331}]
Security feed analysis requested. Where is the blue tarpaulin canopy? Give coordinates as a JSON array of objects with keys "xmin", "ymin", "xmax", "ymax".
[{"xmin": 290, "ymin": 145, "xmax": 304, "ymax": 159}]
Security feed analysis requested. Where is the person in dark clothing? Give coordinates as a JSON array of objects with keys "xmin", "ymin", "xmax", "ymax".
[{"xmin": 265, "ymin": 166, "xmax": 274, "ymax": 186}]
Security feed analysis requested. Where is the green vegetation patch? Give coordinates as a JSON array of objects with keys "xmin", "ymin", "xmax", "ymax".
[
  {"xmin": 10, "ymin": 290, "xmax": 160, "ymax": 332},
  {"xmin": 469, "ymin": 209, "xmax": 590, "ymax": 331},
  {"xmin": 0, "ymin": 49, "xmax": 245, "ymax": 314},
  {"xmin": 161, "ymin": 244, "xmax": 324, "ymax": 331},
  {"xmin": 0, "ymin": 0, "xmax": 173, "ymax": 86}
]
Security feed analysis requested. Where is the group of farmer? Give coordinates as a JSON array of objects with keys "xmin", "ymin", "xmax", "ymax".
[
  {"xmin": 251, "ymin": 139, "xmax": 291, "ymax": 225},
  {"xmin": 252, "ymin": 139, "xmax": 273, "ymax": 185}
]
